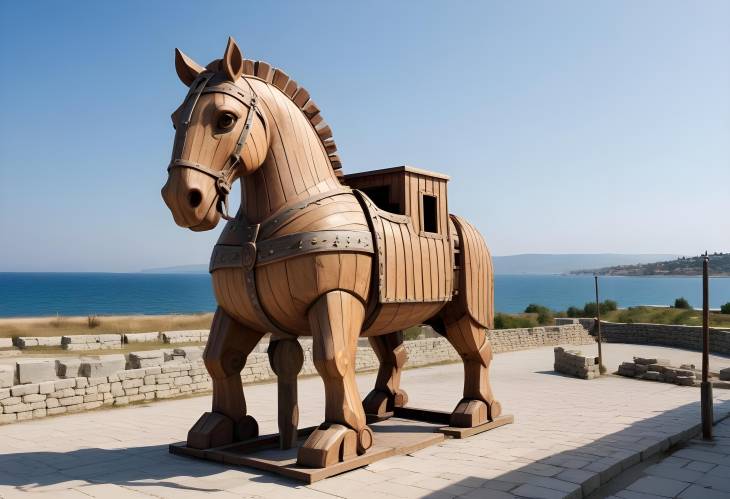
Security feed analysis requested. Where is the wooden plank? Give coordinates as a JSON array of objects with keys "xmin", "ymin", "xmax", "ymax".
[
  {"xmin": 292, "ymin": 87, "xmax": 310, "ymax": 108},
  {"xmin": 254, "ymin": 61, "xmax": 274, "ymax": 82},
  {"xmin": 439, "ymin": 414, "xmax": 514, "ymax": 439},
  {"xmin": 272, "ymin": 68, "xmax": 290, "ymax": 90}
]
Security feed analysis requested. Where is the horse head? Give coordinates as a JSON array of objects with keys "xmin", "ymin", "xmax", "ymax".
[{"xmin": 161, "ymin": 37, "xmax": 269, "ymax": 231}]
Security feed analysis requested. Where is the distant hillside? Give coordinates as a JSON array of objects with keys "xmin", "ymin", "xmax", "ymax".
[
  {"xmin": 142, "ymin": 254, "xmax": 684, "ymax": 275},
  {"xmin": 491, "ymin": 254, "xmax": 682, "ymax": 275},
  {"xmin": 570, "ymin": 253, "xmax": 730, "ymax": 276}
]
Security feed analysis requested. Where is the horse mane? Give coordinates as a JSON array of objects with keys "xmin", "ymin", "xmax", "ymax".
[{"xmin": 238, "ymin": 59, "xmax": 344, "ymax": 180}]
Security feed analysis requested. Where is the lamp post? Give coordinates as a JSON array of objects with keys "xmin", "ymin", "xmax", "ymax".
[
  {"xmin": 701, "ymin": 253, "xmax": 713, "ymax": 440},
  {"xmin": 594, "ymin": 275, "xmax": 605, "ymax": 374}
]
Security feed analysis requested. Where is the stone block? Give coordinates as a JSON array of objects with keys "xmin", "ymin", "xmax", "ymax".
[
  {"xmin": 22, "ymin": 393, "xmax": 45, "ymax": 403},
  {"xmin": 675, "ymin": 376, "xmax": 695, "ymax": 386},
  {"xmin": 17, "ymin": 359, "xmax": 57, "ymax": 384},
  {"xmin": 173, "ymin": 346, "xmax": 204, "ymax": 362},
  {"xmin": 55, "ymin": 359, "xmax": 81, "ymax": 378},
  {"xmin": 36, "ymin": 336, "xmax": 63, "ymax": 347},
  {"xmin": 32, "ymin": 408, "xmax": 46, "ymax": 418},
  {"xmin": 0, "ymin": 366, "xmax": 14, "ymax": 388},
  {"xmin": 14, "ymin": 337, "xmax": 39, "ymax": 348},
  {"xmin": 643, "ymin": 371, "xmax": 663, "ymax": 382},
  {"xmin": 62, "ymin": 335, "xmax": 96, "ymax": 345},
  {"xmin": 79, "ymin": 354, "xmax": 125, "ymax": 377},
  {"xmin": 0, "ymin": 338, "xmax": 12, "ymax": 348},
  {"xmin": 124, "ymin": 332, "xmax": 160, "ymax": 343},
  {"xmin": 162, "ymin": 330, "xmax": 207, "ymax": 343},
  {"xmin": 53, "ymin": 379, "xmax": 76, "ymax": 390},
  {"xmin": 0, "ymin": 413, "xmax": 17, "ymax": 423},
  {"xmin": 128, "ymin": 350, "xmax": 165, "ymax": 369},
  {"xmin": 47, "ymin": 406, "xmax": 66, "ymax": 415},
  {"xmin": 720, "ymin": 368, "xmax": 730, "ymax": 381},
  {"xmin": 59, "ymin": 396, "xmax": 83, "ymax": 406},
  {"xmin": 16, "ymin": 411, "xmax": 32, "ymax": 421},
  {"xmin": 0, "ymin": 388, "xmax": 9, "ymax": 400},
  {"xmin": 38, "ymin": 381, "xmax": 55, "ymax": 394}
]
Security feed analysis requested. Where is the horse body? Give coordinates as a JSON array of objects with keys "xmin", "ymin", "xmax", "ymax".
[{"xmin": 162, "ymin": 38, "xmax": 501, "ymax": 467}]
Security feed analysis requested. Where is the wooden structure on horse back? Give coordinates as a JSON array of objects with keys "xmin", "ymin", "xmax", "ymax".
[{"xmin": 162, "ymin": 37, "xmax": 510, "ymax": 480}]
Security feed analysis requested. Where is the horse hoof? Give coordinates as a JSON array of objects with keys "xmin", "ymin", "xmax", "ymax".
[
  {"xmin": 235, "ymin": 414, "xmax": 259, "ymax": 441},
  {"xmin": 296, "ymin": 423, "xmax": 359, "ymax": 468},
  {"xmin": 187, "ymin": 411, "xmax": 234, "ymax": 449},
  {"xmin": 363, "ymin": 388, "xmax": 409, "ymax": 417},
  {"xmin": 450, "ymin": 399, "xmax": 491, "ymax": 428}
]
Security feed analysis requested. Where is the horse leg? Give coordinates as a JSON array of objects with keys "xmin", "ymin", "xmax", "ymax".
[
  {"xmin": 297, "ymin": 290, "xmax": 373, "ymax": 467},
  {"xmin": 187, "ymin": 307, "xmax": 264, "ymax": 449},
  {"xmin": 267, "ymin": 336, "xmax": 304, "ymax": 449},
  {"xmin": 362, "ymin": 331, "xmax": 409, "ymax": 419},
  {"xmin": 444, "ymin": 314, "xmax": 502, "ymax": 427}
]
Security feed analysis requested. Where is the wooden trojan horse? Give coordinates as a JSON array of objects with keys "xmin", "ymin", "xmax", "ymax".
[{"xmin": 162, "ymin": 37, "xmax": 503, "ymax": 468}]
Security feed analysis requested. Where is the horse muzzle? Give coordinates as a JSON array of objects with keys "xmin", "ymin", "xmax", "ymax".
[{"xmin": 161, "ymin": 173, "xmax": 222, "ymax": 231}]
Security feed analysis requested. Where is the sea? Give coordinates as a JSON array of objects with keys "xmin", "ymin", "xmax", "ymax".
[{"xmin": 1, "ymin": 273, "xmax": 729, "ymax": 319}]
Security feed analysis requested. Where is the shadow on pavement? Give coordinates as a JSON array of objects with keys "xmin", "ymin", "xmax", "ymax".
[{"xmin": 0, "ymin": 399, "xmax": 728, "ymax": 497}]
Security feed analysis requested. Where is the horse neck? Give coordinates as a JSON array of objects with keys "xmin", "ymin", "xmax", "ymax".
[{"xmin": 239, "ymin": 79, "xmax": 342, "ymax": 224}]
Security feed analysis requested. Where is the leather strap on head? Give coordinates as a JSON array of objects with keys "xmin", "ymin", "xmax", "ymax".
[{"xmin": 168, "ymin": 73, "xmax": 264, "ymax": 221}]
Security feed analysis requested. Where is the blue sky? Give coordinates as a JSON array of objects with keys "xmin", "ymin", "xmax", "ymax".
[{"xmin": 0, "ymin": 1, "xmax": 728, "ymax": 272}]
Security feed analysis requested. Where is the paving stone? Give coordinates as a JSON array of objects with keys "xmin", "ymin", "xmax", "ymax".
[
  {"xmin": 556, "ymin": 468, "xmax": 601, "ymax": 495},
  {"xmin": 679, "ymin": 484, "xmax": 730, "ymax": 499},
  {"xmin": 644, "ymin": 463, "xmax": 703, "ymax": 483},
  {"xmin": 627, "ymin": 475, "xmax": 691, "ymax": 497}
]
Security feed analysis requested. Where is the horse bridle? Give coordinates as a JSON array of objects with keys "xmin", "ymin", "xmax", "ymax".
[{"xmin": 167, "ymin": 73, "xmax": 265, "ymax": 221}]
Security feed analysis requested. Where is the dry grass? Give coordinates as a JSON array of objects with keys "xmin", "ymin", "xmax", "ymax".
[{"xmin": 0, "ymin": 313, "xmax": 214, "ymax": 338}]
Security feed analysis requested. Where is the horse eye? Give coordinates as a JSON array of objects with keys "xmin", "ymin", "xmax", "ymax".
[{"xmin": 217, "ymin": 112, "xmax": 237, "ymax": 131}]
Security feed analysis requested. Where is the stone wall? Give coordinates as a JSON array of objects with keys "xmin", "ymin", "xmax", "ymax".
[
  {"xmin": 587, "ymin": 321, "xmax": 730, "ymax": 355},
  {"xmin": 553, "ymin": 347, "xmax": 600, "ymax": 379},
  {"xmin": 0, "ymin": 324, "xmax": 594, "ymax": 425}
]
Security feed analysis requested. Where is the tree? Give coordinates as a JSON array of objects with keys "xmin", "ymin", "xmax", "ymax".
[
  {"xmin": 721, "ymin": 302, "xmax": 730, "ymax": 314},
  {"xmin": 674, "ymin": 297, "xmax": 691, "ymax": 309}
]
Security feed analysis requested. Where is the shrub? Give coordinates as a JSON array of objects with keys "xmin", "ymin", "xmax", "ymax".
[
  {"xmin": 87, "ymin": 314, "xmax": 100, "ymax": 329},
  {"xmin": 583, "ymin": 300, "xmax": 619, "ymax": 317},
  {"xmin": 603, "ymin": 299, "xmax": 618, "ymax": 312},
  {"xmin": 494, "ymin": 313, "xmax": 536, "ymax": 329},
  {"xmin": 566, "ymin": 306, "xmax": 583, "ymax": 318},
  {"xmin": 674, "ymin": 297, "xmax": 691, "ymax": 309},
  {"xmin": 524, "ymin": 304, "xmax": 542, "ymax": 313},
  {"xmin": 536, "ymin": 308, "xmax": 554, "ymax": 325},
  {"xmin": 721, "ymin": 302, "xmax": 730, "ymax": 314}
]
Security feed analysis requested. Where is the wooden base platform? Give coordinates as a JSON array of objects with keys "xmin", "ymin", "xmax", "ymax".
[
  {"xmin": 170, "ymin": 410, "xmax": 514, "ymax": 483},
  {"xmin": 170, "ymin": 417, "xmax": 444, "ymax": 483}
]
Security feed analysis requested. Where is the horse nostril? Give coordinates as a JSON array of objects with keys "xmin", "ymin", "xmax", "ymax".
[{"xmin": 188, "ymin": 189, "xmax": 202, "ymax": 208}]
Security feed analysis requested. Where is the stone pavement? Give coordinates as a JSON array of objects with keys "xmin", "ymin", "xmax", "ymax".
[
  {"xmin": 609, "ymin": 417, "xmax": 730, "ymax": 499},
  {"xmin": 0, "ymin": 343, "xmax": 729, "ymax": 498}
]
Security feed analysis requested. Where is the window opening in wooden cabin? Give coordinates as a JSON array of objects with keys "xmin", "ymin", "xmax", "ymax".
[
  {"xmin": 361, "ymin": 185, "xmax": 401, "ymax": 214},
  {"xmin": 422, "ymin": 194, "xmax": 438, "ymax": 233}
]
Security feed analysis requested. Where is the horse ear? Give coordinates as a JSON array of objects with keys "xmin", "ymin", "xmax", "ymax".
[
  {"xmin": 222, "ymin": 36, "xmax": 244, "ymax": 82},
  {"xmin": 175, "ymin": 48, "xmax": 204, "ymax": 86}
]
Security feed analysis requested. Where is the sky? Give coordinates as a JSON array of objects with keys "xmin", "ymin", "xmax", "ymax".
[{"xmin": 0, "ymin": 1, "xmax": 728, "ymax": 272}]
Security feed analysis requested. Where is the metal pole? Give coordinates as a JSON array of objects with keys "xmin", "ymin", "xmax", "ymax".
[
  {"xmin": 594, "ymin": 275, "xmax": 605, "ymax": 374},
  {"xmin": 701, "ymin": 253, "xmax": 713, "ymax": 440}
]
